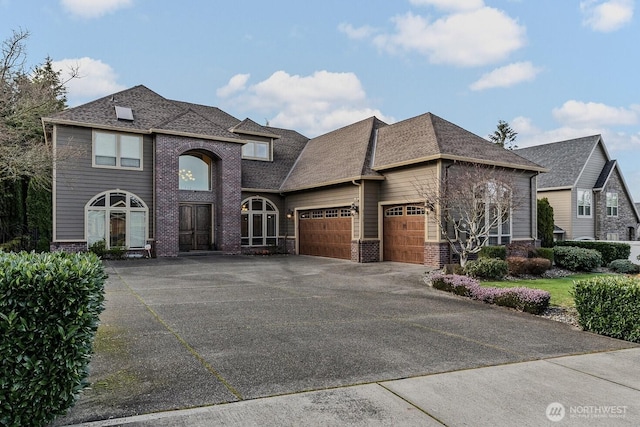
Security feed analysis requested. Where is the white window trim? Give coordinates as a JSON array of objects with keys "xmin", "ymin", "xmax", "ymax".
[
  {"xmin": 241, "ymin": 140, "xmax": 272, "ymax": 161},
  {"xmin": 577, "ymin": 189, "xmax": 592, "ymax": 218},
  {"xmin": 85, "ymin": 190, "xmax": 148, "ymax": 249},
  {"xmin": 92, "ymin": 130, "xmax": 143, "ymax": 170},
  {"xmin": 477, "ymin": 181, "xmax": 512, "ymax": 246},
  {"xmin": 241, "ymin": 197, "xmax": 279, "ymax": 246},
  {"xmin": 606, "ymin": 192, "xmax": 618, "ymax": 217}
]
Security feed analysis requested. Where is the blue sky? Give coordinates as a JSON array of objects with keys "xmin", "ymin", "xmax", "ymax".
[{"xmin": 3, "ymin": 0, "xmax": 640, "ymax": 199}]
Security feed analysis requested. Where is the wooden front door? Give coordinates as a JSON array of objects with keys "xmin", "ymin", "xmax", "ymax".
[{"xmin": 179, "ymin": 204, "xmax": 212, "ymax": 251}]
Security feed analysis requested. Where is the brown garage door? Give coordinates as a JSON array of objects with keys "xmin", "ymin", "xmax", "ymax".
[
  {"xmin": 383, "ymin": 205, "xmax": 425, "ymax": 264},
  {"xmin": 299, "ymin": 209, "xmax": 351, "ymax": 260}
]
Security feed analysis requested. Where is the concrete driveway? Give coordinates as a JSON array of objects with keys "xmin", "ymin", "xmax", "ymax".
[{"xmin": 53, "ymin": 255, "xmax": 636, "ymax": 425}]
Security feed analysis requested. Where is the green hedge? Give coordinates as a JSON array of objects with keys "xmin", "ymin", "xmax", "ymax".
[
  {"xmin": 573, "ymin": 276, "xmax": 640, "ymax": 343},
  {"xmin": 464, "ymin": 257, "xmax": 509, "ymax": 280},
  {"xmin": 0, "ymin": 252, "xmax": 107, "ymax": 427},
  {"xmin": 555, "ymin": 241, "xmax": 630, "ymax": 265},
  {"xmin": 553, "ymin": 245, "xmax": 602, "ymax": 272},
  {"xmin": 478, "ymin": 245, "xmax": 506, "ymax": 260}
]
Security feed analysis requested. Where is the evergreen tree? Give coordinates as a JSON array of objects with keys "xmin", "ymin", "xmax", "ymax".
[
  {"xmin": 537, "ymin": 198, "xmax": 555, "ymax": 248},
  {"xmin": 489, "ymin": 120, "xmax": 518, "ymax": 150}
]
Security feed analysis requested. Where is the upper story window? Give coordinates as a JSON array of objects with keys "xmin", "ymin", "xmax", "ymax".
[
  {"xmin": 606, "ymin": 192, "xmax": 618, "ymax": 217},
  {"xmin": 179, "ymin": 153, "xmax": 211, "ymax": 191},
  {"xmin": 577, "ymin": 189, "xmax": 592, "ymax": 217},
  {"xmin": 242, "ymin": 140, "xmax": 271, "ymax": 161},
  {"xmin": 479, "ymin": 181, "xmax": 511, "ymax": 245},
  {"xmin": 93, "ymin": 131, "xmax": 142, "ymax": 170}
]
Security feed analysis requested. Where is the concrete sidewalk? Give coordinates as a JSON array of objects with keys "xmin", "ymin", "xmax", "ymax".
[{"xmin": 62, "ymin": 347, "xmax": 640, "ymax": 426}]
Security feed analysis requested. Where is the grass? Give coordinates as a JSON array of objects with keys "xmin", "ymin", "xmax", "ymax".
[{"xmin": 480, "ymin": 273, "xmax": 616, "ymax": 308}]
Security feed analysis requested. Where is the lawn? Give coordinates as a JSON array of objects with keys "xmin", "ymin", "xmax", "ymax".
[{"xmin": 480, "ymin": 273, "xmax": 616, "ymax": 308}]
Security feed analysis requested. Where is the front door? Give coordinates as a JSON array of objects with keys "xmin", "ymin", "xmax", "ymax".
[{"xmin": 179, "ymin": 204, "xmax": 212, "ymax": 251}]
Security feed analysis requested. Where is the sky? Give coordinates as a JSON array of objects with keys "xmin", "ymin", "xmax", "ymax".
[{"xmin": 2, "ymin": 0, "xmax": 640, "ymax": 199}]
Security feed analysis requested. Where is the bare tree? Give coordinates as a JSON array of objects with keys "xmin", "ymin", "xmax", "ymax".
[{"xmin": 415, "ymin": 162, "xmax": 527, "ymax": 267}]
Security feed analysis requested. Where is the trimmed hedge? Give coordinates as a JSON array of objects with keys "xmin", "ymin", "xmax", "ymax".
[
  {"xmin": 553, "ymin": 246, "xmax": 602, "ymax": 272},
  {"xmin": 607, "ymin": 259, "xmax": 640, "ymax": 274},
  {"xmin": 573, "ymin": 276, "xmax": 640, "ymax": 343},
  {"xmin": 429, "ymin": 273, "xmax": 550, "ymax": 314},
  {"xmin": 507, "ymin": 256, "xmax": 552, "ymax": 276},
  {"xmin": 555, "ymin": 240, "xmax": 630, "ymax": 265},
  {"xmin": 0, "ymin": 251, "xmax": 107, "ymax": 427},
  {"xmin": 464, "ymin": 258, "xmax": 509, "ymax": 280},
  {"xmin": 535, "ymin": 247, "xmax": 554, "ymax": 264},
  {"xmin": 478, "ymin": 245, "xmax": 506, "ymax": 260}
]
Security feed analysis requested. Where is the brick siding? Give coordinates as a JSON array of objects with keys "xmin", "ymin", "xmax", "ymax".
[{"xmin": 351, "ymin": 239, "xmax": 380, "ymax": 262}]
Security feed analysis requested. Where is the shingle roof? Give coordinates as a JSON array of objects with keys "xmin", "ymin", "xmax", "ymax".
[
  {"xmin": 594, "ymin": 160, "xmax": 616, "ymax": 190},
  {"xmin": 515, "ymin": 135, "xmax": 602, "ymax": 189},
  {"xmin": 373, "ymin": 113, "xmax": 545, "ymax": 171},
  {"xmin": 44, "ymin": 85, "xmax": 242, "ymax": 141},
  {"xmin": 242, "ymin": 127, "xmax": 309, "ymax": 190},
  {"xmin": 231, "ymin": 118, "xmax": 280, "ymax": 138},
  {"xmin": 280, "ymin": 117, "xmax": 386, "ymax": 192}
]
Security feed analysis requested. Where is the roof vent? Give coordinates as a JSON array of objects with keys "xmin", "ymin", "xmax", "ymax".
[{"xmin": 115, "ymin": 105, "xmax": 134, "ymax": 121}]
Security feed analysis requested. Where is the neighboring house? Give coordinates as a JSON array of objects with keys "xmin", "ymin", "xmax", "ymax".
[
  {"xmin": 516, "ymin": 136, "xmax": 640, "ymax": 241},
  {"xmin": 43, "ymin": 85, "xmax": 544, "ymax": 268}
]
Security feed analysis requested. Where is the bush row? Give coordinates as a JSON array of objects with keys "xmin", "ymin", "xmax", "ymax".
[
  {"xmin": 0, "ymin": 251, "xmax": 107, "ymax": 427},
  {"xmin": 555, "ymin": 240, "xmax": 630, "ymax": 265},
  {"xmin": 464, "ymin": 256, "xmax": 552, "ymax": 279},
  {"xmin": 573, "ymin": 275, "xmax": 640, "ymax": 343},
  {"xmin": 429, "ymin": 273, "xmax": 550, "ymax": 314}
]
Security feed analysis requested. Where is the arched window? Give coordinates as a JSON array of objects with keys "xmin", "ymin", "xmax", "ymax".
[
  {"xmin": 241, "ymin": 197, "xmax": 278, "ymax": 246},
  {"xmin": 86, "ymin": 190, "xmax": 148, "ymax": 249},
  {"xmin": 179, "ymin": 153, "xmax": 211, "ymax": 191}
]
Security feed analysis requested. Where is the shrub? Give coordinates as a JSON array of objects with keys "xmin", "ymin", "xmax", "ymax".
[
  {"xmin": 573, "ymin": 275, "xmax": 640, "ymax": 342},
  {"xmin": 478, "ymin": 245, "xmax": 506, "ymax": 260},
  {"xmin": 464, "ymin": 258, "xmax": 509, "ymax": 280},
  {"xmin": 507, "ymin": 256, "xmax": 552, "ymax": 276},
  {"xmin": 535, "ymin": 247, "xmax": 554, "ymax": 264},
  {"xmin": 428, "ymin": 274, "xmax": 550, "ymax": 314},
  {"xmin": 0, "ymin": 251, "xmax": 107, "ymax": 427},
  {"xmin": 506, "ymin": 242, "xmax": 537, "ymax": 258},
  {"xmin": 537, "ymin": 198, "xmax": 555, "ymax": 248},
  {"xmin": 555, "ymin": 241, "xmax": 630, "ymax": 265},
  {"xmin": 553, "ymin": 246, "xmax": 602, "ymax": 272},
  {"xmin": 607, "ymin": 259, "xmax": 640, "ymax": 274}
]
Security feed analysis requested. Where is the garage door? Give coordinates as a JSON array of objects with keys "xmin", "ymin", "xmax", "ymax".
[
  {"xmin": 383, "ymin": 205, "xmax": 425, "ymax": 264},
  {"xmin": 299, "ymin": 208, "xmax": 352, "ymax": 260}
]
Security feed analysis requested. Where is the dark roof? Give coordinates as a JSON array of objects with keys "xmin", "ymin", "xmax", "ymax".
[
  {"xmin": 280, "ymin": 117, "xmax": 386, "ymax": 192},
  {"xmin": 374, "ymin": 113, "xmax": 545, "ymax": 171},
  {"xmin": 231, "ymin": 118, "xmax": 280, "ymax": 138},
  {"xmin": 242, "ymin": 127, "xmax": 309, "ymax": 191},
  {"xmin": 515, "ymin": 135, "xmax": 602, "ymax": 189},
  {"xmin": 594, "ymin": 160, "xmax": 616, "ymax": 190}
]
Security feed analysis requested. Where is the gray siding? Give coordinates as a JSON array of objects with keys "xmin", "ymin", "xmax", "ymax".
[
  {"xmin": 510, "ymin": 171, "xmax": 536, "ymax": 240},
  {"xmin": 572, "ymin": 144, "xmax": 607, "ymax": 240},
  {"xmin": 362, "ymin": 180, "xmax": 380, "ymax": 239},
  {"xmin": 54, "ymin": 125, "xmax": 154, "ymax": 241}
]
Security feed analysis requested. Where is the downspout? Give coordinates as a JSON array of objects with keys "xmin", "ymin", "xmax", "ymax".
[{"xmin": 531, "ymin": 173, "xmax": 537, "ymax": 244}]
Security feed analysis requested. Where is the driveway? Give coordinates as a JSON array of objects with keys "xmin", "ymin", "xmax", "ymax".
[{"xmin": 53, "ymin": 255, "xmax": 636, "ymax": 425}]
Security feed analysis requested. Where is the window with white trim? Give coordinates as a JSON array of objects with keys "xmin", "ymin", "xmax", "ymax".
[
  {"xmin": 606, "ymin": 192, "xmax": 618, "ymax": 217},
  {"xmin": 478, "ymin": 181, "xmax": 511, "ymax": 245},
  {"xmin": 179, "ymin": 153, "xmax": 211, "ymax": 191},
  {"xmin": 241, "ymin": 197, "xmax": 278, "ymax": 246},
  {"xmin": 86, "ymin": 190, "xmax": 148, "ymax": 249},
  {"xmin": 93, "ymin": 131, "xmax": 142, "ymax": 170},
  {"xmin": 385, "ymin": 206, "xmax": 404, "ymax": 217},
  {"xmin": 242, "ymin": 140, "xmax": 271, "ymax": 161},
  {"xmin": 577, "ymin": 189, "xmax": 592, "ymax": 217}
]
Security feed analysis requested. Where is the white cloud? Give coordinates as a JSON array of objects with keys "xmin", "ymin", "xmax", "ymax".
[
  {"xmin": 216, "ymin": 70, "xmax": 394, "ymax": 137},
  {"xmin": 216, "ymin": 73, "xmax": 250, "ymax": 98},
  {"xmin": 60, "ymin": 0, "xmax": 133, "ymax": 19},
  {"xmin": 580, "ymin": 0, "xmax": 634, "ymax": 32},
  {"xmin": 552, "ymin": 100, "xmax": 638, "ymax": 127},
  {"xmin": 338, "ymin": 23, "xmax": 378, "ymax": 40},
  {"xmin": 470, "ymin": 61, "xmax": 542, "ymax": 90},
  {"xmin": 52, "ymin": 57, "xmax": 126, "ymax": 106},
  {"xmin": 372, "ymin": 8, "xmax": 526, "ymax": 67},
  {"xmin": 409, "ymin": 0, "xmax": 485, "ymax": 12}
]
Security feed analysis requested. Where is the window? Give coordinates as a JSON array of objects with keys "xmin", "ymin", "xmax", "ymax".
[
  {"xmin": 385, "ymin": 206, "xmax": 404, "ymax": 217},
  {"xmin": 311, "ymin": 210, "xmax": 323, "ymax": 219},
  {"xmin": 606, "ymin": 192, "xmax": 618, "ymax": 217},
  {"xmin": 325, "ymin": 209, "xmax": 338, "ymax": 218},
  {"xmin": 242, "ymin": 140, "xmax": 271, "ymax": 160},
  {"xmin": 86, "ymin": 190, "xmax": 148, "ymax": 249},
  {"xmin": 406, "ymin": 206, "xmax": 426, "ymax": 216},
  {"xmin": 577, "ymin": 189, "xmax": 592, "ymax": 217},
  {"xmin": 93, "ymin": 131, "xmax": 142, "ymax": 169},
  {"xmin": 179, "ymin": 154, "xmax": 211, "ymax": 191},
  {"xmin": 241, "ymin": 197, "xmax": 278, "ymax": 246},
  {"xmin": 478, "ymin": 181, "xmax": 511, "ymax": 245}
]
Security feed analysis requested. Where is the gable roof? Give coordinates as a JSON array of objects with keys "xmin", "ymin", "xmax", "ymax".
[
  {"xmin": 515, "ymin": 135, "xmax": 603, "ymax": 190},
  {"xmin": 594, "ymin": 160, "xmax": 616, "ymax": 190},
  {"xmin": 280, "ymin": 117, "xmax": 386, "ymax": 192},
  {"xmin": 43, "ymin": 85, "xmax": 242, "ymax": 142},
  {"xmin": 231, "ymin": 118, "xmax": 280, "ymax": 139},
  {"xmin": 373, "ymin": 113, "xmax": 545, "ymax": 172}
]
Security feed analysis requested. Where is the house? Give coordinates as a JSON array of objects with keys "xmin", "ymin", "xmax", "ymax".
[
  {"xmin": 43, "ymin": 85, "xmax": 545, "ymax": 268},
  {"xmin": 516, "ymin": 136, "xmax": 640, "ymax": 241}
]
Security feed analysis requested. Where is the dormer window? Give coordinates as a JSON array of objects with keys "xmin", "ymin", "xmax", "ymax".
[{"xmin": 242, "ymin": 140, "xmax": 271, "ymax": 161}]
